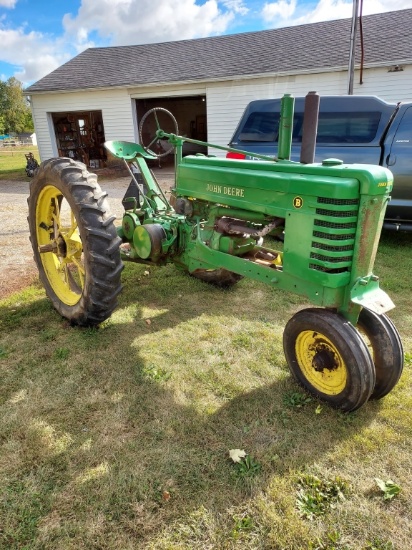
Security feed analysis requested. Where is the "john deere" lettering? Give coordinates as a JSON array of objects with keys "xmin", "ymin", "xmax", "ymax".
[{"xmin": 206, "ymin": 184, "xmax": 245, "ymax": 197}]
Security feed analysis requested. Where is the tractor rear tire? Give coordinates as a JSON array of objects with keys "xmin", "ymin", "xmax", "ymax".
[
  {"xmin": 357, "ymin": 309, "xmax": 404, "ymax": 400},
  {"xmin": 191, "ymin": 268, "xmax": 243, "ymax": 288},
  {"xmin": 283, "ymin": 308, "xmax": 375, "ymax": 412},
  {"xmin": 28, "ymin": 158, "xmax": 123, "ymax": 326}
]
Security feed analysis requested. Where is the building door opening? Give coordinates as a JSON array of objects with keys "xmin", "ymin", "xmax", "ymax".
[
  {"xmin": 136, "ymin": 96, "xmax": 207, "ymax": 165},
  {"xmin": 52, "ymin": 110, "xmax": 106, "ymax": 168}
]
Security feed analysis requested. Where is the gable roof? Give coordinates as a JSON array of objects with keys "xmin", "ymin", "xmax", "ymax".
[{"xmin": 26, "ymin": 8, "xmax": 412, "ymax": 94}]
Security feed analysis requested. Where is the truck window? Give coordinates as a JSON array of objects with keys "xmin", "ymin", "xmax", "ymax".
[
  {"xmin": 316, "ymin": 112, "xmax": 382, "ymax": 143},
  {"xmin": 238, "ymin": 109, "xmax": 381, "ymax": 144},
  {"xmin": 239, "ymin": 112, "xmax": 279, "ymax": 141}
]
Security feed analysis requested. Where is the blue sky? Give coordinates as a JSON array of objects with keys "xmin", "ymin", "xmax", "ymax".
[{"xmin": 1, "ymin": 0, "xmax": 412, "ymax": 86}]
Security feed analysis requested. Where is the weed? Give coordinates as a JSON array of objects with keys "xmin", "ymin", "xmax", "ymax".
[
  {"xmin": 296, "ymin": 474, "xmax": 348, "ymax": 519},
  {"xmin": 279, "ymin": 409, "xmax": 291, "ymax": 426},
  {"xmin": 364, "ymin": 538, "xmax": 394, "ymax": 550},
  {"xmin": 54, "ymin": 347, "xmax": 70, "ymax": 360},
  {"xmin": 80, "ymin": 326, "xmax": 100, "ymax": 337},
  {"xmin": 39, "ymin": 328, "xmax": 58, "ymax": 342},
  {"xmin": 142, "ymin": 363, "xmax": 172, "ymax": 382},
  {"xmin": 231, "ymin": 514, "xmax": 254, "ymax": 539},
  {"xmin": 0, "ymin": 346, "xmax": 8, "ymax": 359},
  {"xmin": 283, "ymin": 390, "xmax": 313, "ymax": 409},
  {"xmin": 231, "ymin": 454, "xmax": 262, "ymax": 480},
  {"xmin": 374, "ymin": 478, "xmax": 401, "ymax": 501},
  {"xmin": 232, "ymin": 332, "xmax": 254, "ymax": 349},
  {"xmin": 309, "ymin": 530, "xmax": 351, "ymax": 550}
]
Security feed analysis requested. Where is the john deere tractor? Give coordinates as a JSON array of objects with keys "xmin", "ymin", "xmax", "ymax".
[{"xmin": 28, "ymin": 92, "xmax": 403, "ymax": 411}]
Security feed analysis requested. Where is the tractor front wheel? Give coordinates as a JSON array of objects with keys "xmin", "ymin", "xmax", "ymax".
[
  {"xmin": 283, "ymin": 308, "xmax": 375, "ymax": 412},
  {"xmin": 28, "ymin": 158, "xmax": 123, "ymax": 326},
  {"xmin": 357, "ymin": 309, "xmax": 404, "ymax": 400}
]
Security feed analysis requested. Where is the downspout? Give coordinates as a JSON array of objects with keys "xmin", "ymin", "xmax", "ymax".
[
  {"xmin": 347, "ymin": 0, "xmax": 360, "ymax": 94},
  {"xmin": 359, "ymin": 0, "xmax": 364, "ymax": 85}
]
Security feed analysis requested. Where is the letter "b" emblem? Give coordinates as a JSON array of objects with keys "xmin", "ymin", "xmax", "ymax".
[{"xmin": 293, "ymin": 196, "xmax": 303, "ymax": 208}]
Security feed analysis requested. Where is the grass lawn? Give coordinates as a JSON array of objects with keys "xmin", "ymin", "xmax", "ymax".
[
  {"xmin": 0, "ymin": 146, "xmax": 39, "ymax": 180},
  {"xmin": 0, "ymin": 225, "xmax": 411, "ymax": 549}
]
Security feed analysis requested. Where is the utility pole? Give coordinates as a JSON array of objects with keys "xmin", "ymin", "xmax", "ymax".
[{"xmin": 347, "ymin": 0, "xmax": 360, "ymax": 95}]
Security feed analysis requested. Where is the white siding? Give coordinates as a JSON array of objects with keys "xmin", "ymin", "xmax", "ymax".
[
  {"xmin": 206, "ymin": 71, "xmax": 345, "ymax": 156},
  {"xmin": 352, "ymin": 65, "xmax": 412, "ymax": 102},
  {"xmin": 31, "ymin": 88, "xmax": 136, "ymax": 162},
  {"xmin": 128, "ymin": 83, "xmax": 206, "ymax": 98},
  {"xmin": 206, "ymin": 65, "xmax": 412, "ymax": 155}
]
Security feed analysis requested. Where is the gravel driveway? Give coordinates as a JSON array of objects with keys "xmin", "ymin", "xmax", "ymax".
[{"xmin": 0, "ymin": 167, "xmax": 175, "ymax": 299}]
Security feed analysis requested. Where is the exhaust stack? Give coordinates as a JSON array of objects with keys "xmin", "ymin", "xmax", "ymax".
[{"xmin": 300, "ymin": 91, "xmax": 320, "ymax": 164}]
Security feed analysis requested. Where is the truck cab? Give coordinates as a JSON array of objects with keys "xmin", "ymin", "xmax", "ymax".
[{"xmin": 228, "ymin": 95, "xmax": 412, "ymax": 231}]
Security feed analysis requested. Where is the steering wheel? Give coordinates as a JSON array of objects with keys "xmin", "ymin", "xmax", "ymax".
[{"xmin": 139, "ymin": 107, "xmax": 179, "ymax": 158}]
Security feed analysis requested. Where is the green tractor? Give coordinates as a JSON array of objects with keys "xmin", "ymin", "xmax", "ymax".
[{"xmin": 28, "ymin": 92, "xmax": 403, "ymax": 412}]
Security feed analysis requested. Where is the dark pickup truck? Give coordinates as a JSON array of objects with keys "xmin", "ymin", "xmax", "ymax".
[{"xmin": 227, "ymin": 95, "xmax": 412, "ymax": 231}]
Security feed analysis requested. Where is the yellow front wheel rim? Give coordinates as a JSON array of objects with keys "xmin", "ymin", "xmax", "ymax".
[
  {"xmin": 295, "ymin": 331, "xmax": 347, "ymax": 395},
  {"xmin": 36, "ymin": 185, "xmax": 85, "ymax": 306}
]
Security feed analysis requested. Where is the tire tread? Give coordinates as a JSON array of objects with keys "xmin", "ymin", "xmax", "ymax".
[{"xmin": 28, "ymin": 158, "xmax": 123, "ymax": 326}]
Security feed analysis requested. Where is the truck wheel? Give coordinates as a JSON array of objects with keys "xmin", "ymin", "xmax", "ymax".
[
  {"xmin": 283, "ymin": 308, "xmax": 375, "ymax": 412},
  {"xmin": 357, "ymin": 309, "xmax": 404, "ymax": 400},
  {"xmin": 28, "ymin": 158, "xmax": 123, "ymax": 326},
  {"xmin": 191, "ymin": 268, "xmax": 243, "ymax": 287}
]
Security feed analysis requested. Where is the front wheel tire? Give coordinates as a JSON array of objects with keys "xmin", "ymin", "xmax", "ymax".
[
  {"xmin": 357, "ymin": 309, "xmax": 404, "ymax": 400},
  {"xmin": 28, "ymin": 158, "xmax": 123, "ymax": 326},
  {"xmin": 283, "ymin": 308, "xmax": 376, "ymax": 412}
]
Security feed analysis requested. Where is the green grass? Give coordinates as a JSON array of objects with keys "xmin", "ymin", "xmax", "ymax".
[
  {"xmin": 0, "ymin": 146, "xmax": 39, "ymax": 180},
  {"xmin": 0, "ymin": 231, "xmax": 411, "ymax": 549}
]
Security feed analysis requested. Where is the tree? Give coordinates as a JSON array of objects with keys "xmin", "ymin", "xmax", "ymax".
[
  {"xmin": 0, "ymin": 77, "xmax": 34, "ymax": 135},
  {"xmin": 0, "ymin": 113, "xmax": 5, "ymax": 135}
]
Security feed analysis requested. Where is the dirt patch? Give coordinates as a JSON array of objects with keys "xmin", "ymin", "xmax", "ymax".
[
  {"xmin": 0, "ymin": 167, "xmax": 175, "ymax": 300},
  {"xmin": 0, "ymin": 179, "xmax": 36, "ymax": 299}
]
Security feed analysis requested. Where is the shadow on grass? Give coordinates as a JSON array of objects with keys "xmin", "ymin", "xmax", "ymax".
[
  {"xmin": 379, "ymin": 228, "xmax": 412, "ymax": 246},
  {"xmin": 0, "ymin": 261, "xmax": 387, "ymax": 548}
]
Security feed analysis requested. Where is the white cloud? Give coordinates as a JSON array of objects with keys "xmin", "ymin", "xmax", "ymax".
[
  {"xmin": 291, "ymin": 0, "xmax": 352, "ymax": 25},
  {"xmin": 261, "ymin": 0, "xmax": 412, "ymax": 28},
  {"xmin": 222, "ymin": 0, "xmax": 249, "ymax": 15},
  {"xmin": 62, "ymin": 0, "xmax": 237, "ymax": 47},
  {"xmin": 262, "ymin": 0, "xmax": 297, "ymax": 22},
  {"xmin": 0, "ymin": 27, "xmax": 70, "ymax": 83},
  {"xmin": 1, "ymin": 0, "xmax": 241, "ymax": 84},
  {"xmin": 0, "ymin": 0, "xmax": 17, "ymax": 8}
]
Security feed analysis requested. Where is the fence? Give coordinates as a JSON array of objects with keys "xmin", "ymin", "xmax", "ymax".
[{"xmin": 0, "ymin": 139, "xmax": 36, "ymax": 147}]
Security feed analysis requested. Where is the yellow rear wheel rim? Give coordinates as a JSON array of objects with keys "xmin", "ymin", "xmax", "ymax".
[
  {"xmin": 36, "ymin": 185, "xmax": 84, "ymax": 306},
  {"xmin": 295, "ymin": 331, "xmax": 347, "ymax": 395}
]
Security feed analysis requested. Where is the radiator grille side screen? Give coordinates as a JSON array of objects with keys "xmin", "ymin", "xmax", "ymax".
[{"xmin": 310, "ymin": 197, "xmax": 359, "ymax": 274}]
